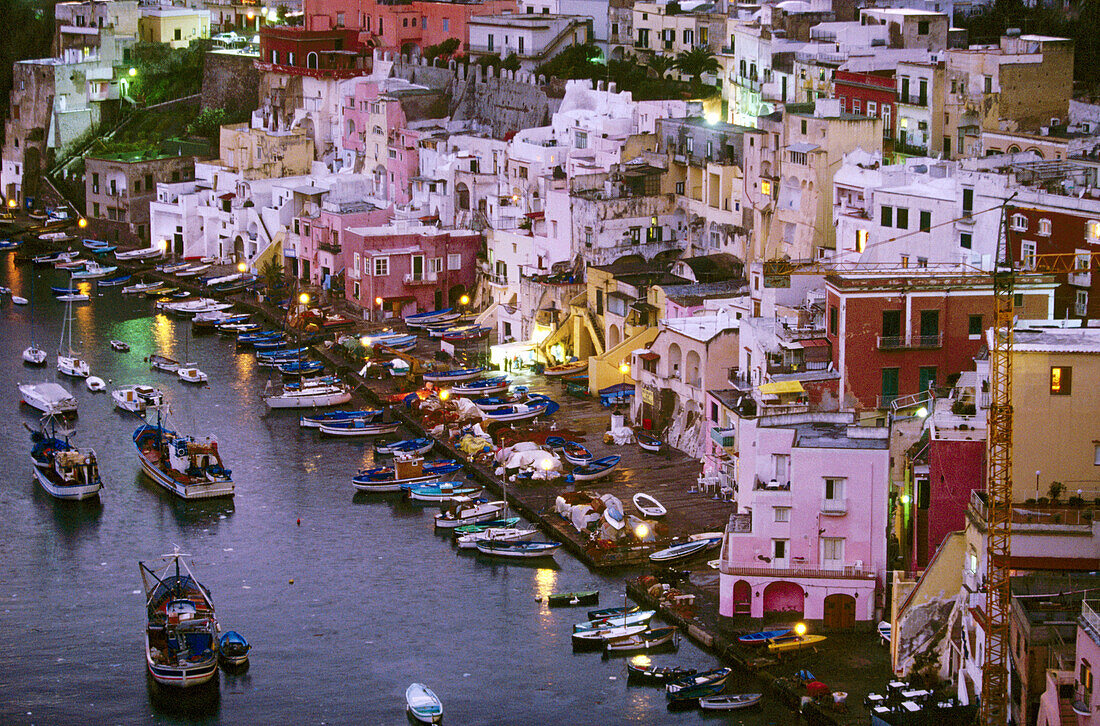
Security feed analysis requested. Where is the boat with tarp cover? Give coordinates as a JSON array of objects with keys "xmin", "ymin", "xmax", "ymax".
[
  {"xmin": 133, "ymin": 405, "xmax": 234, "ymax": 499},
  {"xmin": 139, "ymin": 549, "xmax": 219, "ymax": 687}
]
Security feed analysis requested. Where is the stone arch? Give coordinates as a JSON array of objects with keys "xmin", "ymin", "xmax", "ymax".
[
  {"xmin": 373, "ymin": 164, "xmax": 387, "ymax": 198},
  {"xmin": 685, "ymin": 349, "xmax": 701, "ymax": 386},
  {"xmin": 667, "ymin": 342, "xmax": 682, "ymax": 379},
  {"xmin": 613, "ymin": 253, "xmax": 645, "ymax": 266},
  {"xmin": 1007, "ymin": 145, "xmax": 1021, "ymax": 153},
  {"xmin": 448, "ymin": 283, "xmax": 468, "ymax": 306},
  {"xmin": 456, "ymin": 182, "xmax": 470, "ymax": 211},
  {"xmin": 607, "ymin": 323, "xmax": 621, "ymax": 349},
  {"xmin": 762, "ymin": 581, "xmax": 804, "ymax": 616},
  {"xmin": 306, "ymin": 51, "xmax": 318, "ymax": 69},
  {"xmin": 732, "ymin": 579, "xmax": 751, "ymax": 614}
]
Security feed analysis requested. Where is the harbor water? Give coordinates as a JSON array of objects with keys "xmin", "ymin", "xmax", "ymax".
[{"xmin": 0, "ymin": 258, "xmax": 786, "ymax": 725}]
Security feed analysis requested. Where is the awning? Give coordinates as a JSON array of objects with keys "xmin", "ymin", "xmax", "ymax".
[
  {"xmin": 787, "ymin": 142, "xmax": 820, "ymax": 154},
  {"xmin": 779, "ymin": 340, "xmax": 804, "ymax": 350},
  {"xmin": 758, "ymin": 380, "xmax": 805, "ymax": 395},
  {"xmin": 638, "ymin": 351, "xmax": 660, "ymax": 361},
  {"xmin": 801, "ymin": 338, "xmax": 830, "ymax": 347}
]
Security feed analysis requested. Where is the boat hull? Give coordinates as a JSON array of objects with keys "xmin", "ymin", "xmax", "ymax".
[
  {"xmin": 136, "ymin": 449, "xmax": 234, "ymax": 500},
  {"xmin": 319, "ymin": 421, "xmax": 399, "ymax": 437},
  {"xmin": 32, "ymin": 466, "xmax": 102, "ymax": 500},
  {"xmin": 265, "ymin": 389, "xmax": 352, "ymax": 409},
  {"xmin": 145, "ymin": 633, "xmax": 218, "ymax": 688}
]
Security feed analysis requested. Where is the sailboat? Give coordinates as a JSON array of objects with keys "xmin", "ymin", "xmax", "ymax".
[
  {"xmin": 22, "ymin": 272, "xmax": 47, "ymax": 366},
  {"xmin": 56, "ymin": 275, "xmax": 90, "ymax": 378}
]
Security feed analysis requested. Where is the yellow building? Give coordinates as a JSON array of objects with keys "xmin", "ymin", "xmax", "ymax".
[
  {"xmin": 217, "ymin": 122, "xmax": 314, "ymax": 180},
  {"xmin": 631, "ymin": 1, "xmax": 725, "ymax": 81},
  {"xmin": 138, "ymin": 8, "xmax": 211, "ymax": 49}
]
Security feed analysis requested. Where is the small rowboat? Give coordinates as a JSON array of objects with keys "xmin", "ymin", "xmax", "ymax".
[
  {"xmin": 422, "ymin": 367, "xmax": 484, "ymax": 384},
  {"xmin": 476, "ymin": 540, "xmax": 562, "ymax": 559},
  {"xmin": 319, "ymin": 420, "xmax": 400, "ymax": 437},
  {"xmin": 588, "ymin": 605, "xmax": 639, "ymax": 620},
  {"xmin": 373, "ymin": 437, "xmax": 434, "ymax": 456},
  {"xmin": 110, "ymin": 340, "xmax": 130, "ymax": 352},
  {"xmin": 12, "ymin": 296, "xmax": 28, "ymax": 305},
  {"xmin": 562, "ymin": 441, "xmax": 592, "ymax": 466},
  {"xmin": 569, "ymin": 455, "xmax": 620, "ymax": 482},
  {"xmin": 738, "ymin": 628, "xmax": 791, "ymax": 645},
  {"xmin": 98, "ymin": 274, "xmax": 131, "ymax": 287},
  {"xmin": 433, "ymin": 499, "xmax": 506, "ymax": 529},
  {"xmin": 405, "ymin": 483, "xmax": 482, "ymax": 502},
  {"xmin": 406, "ymin": 683, "xmax": 443, "ymax": 724},
  {"xmin": 482, "ymin": 398, "xmax": 560, "ymax": 423},
  {"xmin": 543, "ymin": 361, "xmax": 587, "ymax": 377},
  {"xmin": 299, "ymin": 410, "xmax": 382, "ymax": 428},
  {"xmin": 353, "ymin": 462, "xmax": 463, "ymax": 492},
  {"xmin": 455, "ymin": 527, "xmax": 538, "ymax": 549},
  {"xmin": 571, "ymin": 623, "xmax": 648, "ymax": 650},
  {"xmin": 666, "ymin": 667, "xmax": 732, "ymax": 696},
  {"xmin": 148, "ymin": 354, "xmax": 180, "ymax": 373},
  {"xmin": 574, "ymin": 609, "xmax": 655, "ymax": 634},
  {"xmin": 404, "ymin": 307, "xmax": 460, "ymax": 327},
  {"xmin": 878, "ymin": 621, "xmax": 892, "ymax": 643},
  {"xmin": 767, "ymin": 634, "xmax": 826, "ymax": 653},
  {"xmin": 546, "ymin": 590, "xmax": 599, "ymax": 607},
  {"xmin": 626, "ymin": 663, "xmax": 697, "ymax": 684},
  {"xmin": 451, "ymin": 376, "xmax": 509, "ymax": 396},
  {"xmin": 218, "ymin": 631, "xmax": 251, "ymax": 667},
  {"xmin": 472, "ymin": 391, "xmax": 535, "ymax": 412},
  {"xmin": 699, "ymin": 693, "xmax": 763, "ymax": 711},
  {"xmin": 649, "ymin": 539, "xmax": 710, "ymax": 563},
  {"xmin": 441, "ymin": 325, "xmax": 490, "ymax": 342},
  {"xmin": 636, "ymin": 431, "xmax": 663, "ymax": 452},
  {"xmin": 604, "ymin": 626, "xmax": 678, "ymax": 653},
  {"xmin": 56, "ymin": 293, "xmax": 89, "ymax": 302},
  {"xmin": 278, "ymin": 360, "xmax": 324, "ymax": 377},
  {"xmin": 632, "ymin": 492, "xmax": 667, "ymax": 518},
  {"xmin": 453, "ymin": 517, "xmax": 521, "ymax": 536}
]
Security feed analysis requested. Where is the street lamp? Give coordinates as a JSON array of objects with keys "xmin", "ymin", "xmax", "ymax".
[
  {"xmin": 439, "ymin": 389, "xmax": 451, "ymax": 402},
  {"xmin": 7, "ymin": 199, "xmax": 15, "ymax": 209},
  {"xmin": 375, "ymin": 296, "xmax": 383, "ymax": 323},
  {"xmin": 128, "ymin": 67, "xmax": 137, "ymax": 77},
  {"xmin": 794, "ymin": 622, "xmax": 807, "ymax": 637},
  {"xmin": 298, "ymin": 292, "xmax": 310, "ymax": 306},
  {"xmin": 633, "ymin": 522, "xmax": 649, "ymax": 539},
  {"xmin": 77, "ymin": 218, "xmax": 87, "ymax": 229},
  {"xmin": 237, "ymin": 262, "xmax": 248, "ymax": 274}
]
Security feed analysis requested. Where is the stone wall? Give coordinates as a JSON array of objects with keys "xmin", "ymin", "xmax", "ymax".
[{"xmin": 202, "ymin": 51, "xmax": 261, "ymax": 118}]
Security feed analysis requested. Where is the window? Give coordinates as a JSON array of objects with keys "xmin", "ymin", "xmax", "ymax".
[
  {"xmin": 920, "ymin": 210, "xmax": 931, "ymax": 232},
  {"xmin": 174, "ymin": 28, "xmax": 181, "ymax": 40},
  {"xmin": 1022, "ymin": 240, "xmax": 1036, "ymax": 269},
  {"xmin": 92, "ymin": 202, "xmax": 100, "ymax": 218},
  {"xmin": 1011, "ymin": 213, "xmax": 1028, "ymax": 231},
  {"xmin": 487, "ymin": 33, "xmax": 494, "ymax": 51},
  {"xmin": 584, "ymin": 227, "xmax": 593, "ymax": 247},
  {"xmin": 824, "ymin": 477, "xmax": 844, "ymax": 502},
  {"xmin": 774, "ymin": 507, "xmax": 790, "ymax": 523},
  {"xmin": 771, "ymin": 454, "xmax": 790, "ymax": 484},
  {"xmin": 968, "ymin": 314, "xmax": 983, "ymax": 337},
  {"xmin": 880, "ymin": 205, "xmax": 893, "ymax": 227},
  {"xmin": 675, "ymin": 181, "xmax": 685, "ymax": 194},
  {"xmin": 788, "ymin": 150, "xmax": 807, "ymax": 165},
  {"xmin": 896, "ymin": 207, "xmax": 909, "ymax": 229},
  {"xmin": 821, "ymin": 537, "xmax": 844, "ymax": 566},
  {"xmin": 448, "ymin": 254, "xmax": 461, "ymax": 270},
  {"xmin": 882, "ymin": 309, "xmax": 901, "ymax": 339},
  {"xmin": 919, "ymin": 309, "xmax": 939, "ymax": 342},
  {"xmin": 962, "ymin": 187, "xmax": 973, "ymax": 215},
  {"xmin": 1088, "ymin": 220, "xmax": 1100, "ymax": 240},
  {"xmin": 92, "ymin": 172, "xmax": 100, "ymax": 194},
  {"xmin": 867, "ymin": 101, "xmax": 877, "ymax": 116},
  {"xmin": 829, "ymin": 306, "xmax": 838, "ymax": 336},
  {"xmin": 373, "ymin": 257, "xmax": 389, "ymax": 277},
  {"xmin": 852, "ymin": 99, "xmax": 861, "ymax": 113},
  {"xmin": 984, "ymin": 75, "xmax": 993, "ymax": 94},
  {"xmin": 855, "ymin": 229, "xmax": 867, "ymax": 253},
  {"xmin": 402, "ymin": 17, "xmax": 408, "ymax": 27},
  {"xmin": 917, "ymin": 20, "xmax": 929, "ymax": 34},
  {"xmin": 335, "ymin": 11, "xmax": 344, "ymax": 25},
  {"xmin": 772, "ymin": 539, "xmax": 787, "ymax": 560},
  {"xmin": 1050, "ymin": 366, "xmax": 1072, "ymax": 395},
  {"xmin": 442, "ymin": 18, "xmax": 449, "ymax": 31},
  {"xmin": 575, "ymin": 131, "xmax": 587, "ymax": 149},
  {"xmin": 1077, "ymin": 290, "xmax": 1089, "ymax": 316},
  {"xmin": 1039, "ymin": 218, "xmax": 1052, "ymax": 236},
  {"xmin": 760, "ymin": 179, "xmax": 771, "ymax": 196},
  {"xmin": 960, "ymin": 232, "xmax": 972, "ymax": 249},
  {"xmin": 1095, "ymin": 444, "xmax": 1100, "ymax": 466}
]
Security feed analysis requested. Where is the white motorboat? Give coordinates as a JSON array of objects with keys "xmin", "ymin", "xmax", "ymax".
[
  {"xmin": 157, "ymin": 298, "xmax": 232, "ymax": 318},
  {"xmin": 56, "ymin": 293, "xmax": 89, "ymax": 302},
  {"xmin": 23, "ymin": 346, "xmax": 47, "ymax": 365},
  {"xmin": 177, "ymin": 366, "xmax": 208, "ymax": 384},
  {"xmin": 57, "ymin": 355, "xmax": 90, "ymax": 378},
  {"xmin": 455, "ymin": 528, "xmax": 538, "ymax": 549},
  {"xmin": 112, "ymin": 385, "xmax": 164, "ymax": 413},
  {"xmin": 12, "ymin": 296, "xmax": 28, "ymax": 305},
  {"xmin": 264, "ymin": 382, "xmax": 351, "ymax": 409},
  {"xmin": 85, "ymin": 376, "xmax": 106, "ymax": 392},
  {"xmin": 18, "ymin": 382, "xmax": 78, "ymax": 415},
  {"xmin": 434, "ymin": 500, "xmax": 506, "ymax": 529}
]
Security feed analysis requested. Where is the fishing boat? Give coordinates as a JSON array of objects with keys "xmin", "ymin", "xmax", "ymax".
[
  {"xmin": 766, "ymin": 633, "xmax": 826, "ymax": 653},
  {"xmin": 632, "ymin": 493, "xmax": 667, "ymax": 518},
  {"xmin": 404, "ymin": 483, "xmax": 482, "ymax": 502},
  {"xmin": 422, "ymin": 367, "xmax": 484, "ymax": 384},
  {"xmin": 98, "ymin": 274, "xmax": 132, "ymax": 287},
  {"xmin": 139, "ymin": 549, "xmax": 219, "ymax": 687},
  {"xmin": 480, "ymin": 398, "xmax": 560, "ymax": 423},
  {"xmin": 133, "ymin": 406, "xmax": 234, "ymax": 499},
  {"xmin": 451, "ymin": 376, "xmax": 510, "ymax": 396},
  {"xmin": 455, "ymin": 527, "xmax": 538, "ymax": 549},
  {"xmin": 587, "ymin": 605, "xmax": 639, "ymax": 620},
  {"xmin": 0, "ymin": 239, "xmax": 21, "ymax": 250},
  {"xmin": 434, "ymin": 499, "xmax": 506, "ymax": 529},
  {"xmin": 218, "ymin": 631, "xmax": 251, "ymax": 667},
  {"xmin": 636, "ymin": 431, "xmax": 663, "ymax": 452},
  {"xmin": 543, "ymin": 361, "xmax": 587, "ymax": 377},
  {"xmin": 238, "ymin": 330, "xmax": 284, "ymax": 346},
  {"xmin": 192, "ymin": 310, "xmax": 246, "ymax": 332},
  {"xmin": 18, "ymin": 381, "xmax": 78, "ymax": 415},
  {"xmin": 667, "ymin": 681, "xmax": 728, "ymax": 703},
  {"xmin": 546, "ymin": 591, "xmax": 599, "ymax": 607},
  {"xmin": 177, "ymin": 264, "xmax": 211, "ymax": 278},
  {"xmin": 122, "ymin": 281, "xmax": 163, "ymax": 294},
  {"xmin": 299, "ymin": 410, "xmax": 383, "ymax": 429},
  {"xmin": 472, "ymin": 391, "xmax": 535, "ymax": 412},
  {"xmin": 737, "ymin": 628, "xmax": 791, "ymax": 645},
  {"xmin": 405, "ymin": 683, "xmax": 443, "ymax": 724},
  {"xmin": 29, "ymin": 415, "xmax": 103, "ymax": 500},
  {"xmin": 110, "ymin": 340, "xmax": 130, "ymax": 352},
  {"xmin": 352, "ymin": 459, "xmax": 462, "ymax": 492},
  {"xmin": 264, "ymin": 380, "xmax": 351, "ymax": 409},
  {"xmin": 217, "ymin": 322, "xmax": 259, "ymax": 336},
  {"xmin": 318, "ymin": 419, "xmax": 399, "ymax": 437},
  {"xmin": 56, "ymin": 293, "xmax": 89, "ymax": 302},
  {"xmin": 252, "ymin": 336, "xmax": 294, "ymax": 352},
  {"xmin": 569, "ymin": 455, "xmax": 621, "ymax": 482},
  {"xmin": 453, "ymin": 517, "xmax": 522, "ymax": 536},
  {"xmin": 562, "ymin": 441, "xmax": 593, "ymax": 466},
  {"xmin": 699, "ymin": 693, "xmax": 763, "ymax": 711},
  {"xmin": 70, "ymin": 262, "xmax": 117, "ymax": 279},
  {"xmin": 476, "ymin": 540, "xmax": 562, "ymax": 559},
  {"xmin": 278, "ymin": 360, "xmax": 324, "ymax": 377},
  {"xmin": 666, "ymin": 667, "xmax": 732, "ymax": 696},
  {"xmin": 574, "ymin": 609, "xmax": 656, "ymax": 633},
  {"xmin": 404, "ymin": 307, "xmax": 460, "ymax": 328},
  {"xmin": 626, "ymin": 663, "xmax": 697, "ymax": 684},
  {"xmin": 90, "ymin": 245, "xmax": 117, "ymax": 255},
  {"xmin": 441, "ymin": 325, "xmax": 490, "ymax": 343},
  {"xmin": 571, "ymin": 623, "xmax": 648, "ymax": 650},
  {"xmin": 149, "ymin": 354, "xmax": 180, "ymax": 373},
  {"xmin": 56, "ymin": 289, "xmax": 90, "ymax": 378},
  {"xmin": 22, "ymin": 273, "xmax": 47, "ymax": 365},
  {"xmin": 112, "ymin": 385, "xmax": 164, "ymax": 413},
  {"xmin": 114, "ymin": 246, "xmax": 163, "ymax": 260},
  {"xmin": 86, "ymin": 376, "xmax": 106, "ymax": 392},
  {"xmin": 604, "ymin": 626, "xmax": 679, "ymax": 653},
  {"xmin": 649, "ymin": 539, "xmax": 710, "ymax": 563},
  {"xmin": 83, "ymin": 238, "xmax": 109, "ymax": 250},
  {"xmin": 373, "ymin": 437, "xmax": 433, "ymax": 456},
  {"xmin": 177, "ymin": 366, "xmax": 208, "ymax": 384}
]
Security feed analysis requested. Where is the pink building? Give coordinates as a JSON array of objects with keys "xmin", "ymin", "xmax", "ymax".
[
  {"xmin": 292, "ymin": 195, "xmax": 393, "ymax": 286},
  {"xmin": 718, "ymin": 412, "xmax": 890, "ymax": 628},
  {"xmin": 342, "ymin": 222, "xmax": 479, "ymax": 317}
]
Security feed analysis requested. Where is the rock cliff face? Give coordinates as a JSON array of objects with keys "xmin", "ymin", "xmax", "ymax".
[{"xmin": 202, "ymin": 52, "xmax": 261, "ymax": 119}]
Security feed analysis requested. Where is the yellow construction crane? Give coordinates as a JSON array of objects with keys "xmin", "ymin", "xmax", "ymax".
[{"xmin": 764, "ymin": 245, "xmax": 1100, "ymax": 725}]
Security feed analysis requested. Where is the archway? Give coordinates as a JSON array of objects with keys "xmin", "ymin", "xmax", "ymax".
[
  {"xmin": 667, "ymin": 342, "xmax": 682, "ymax": 380},
  {"xmin": 732, "ymin": 579, "xmax": 751, "ymax": 615},
  {"xmin": 233, "ymin": 235, "xmax": 245, "ymax": 262},
  {"xmin": 762, "ymin": 581, "xmax": 804, "ymax": 617},
  {"xmin": 448, "ymin": 284, "xmax": 468, "ymax": 307},
  {"xmin": 373, "ymin": 165, "xmax": 388, "ymax": 198},
  {"xmin": 456, "ymin": 183, "xmax": 470, "ymax": 211},
  {"xmin": 607, "ymin": 323, "xmax": 621, "ymax": 349},
  {"xmin": 306, "ymin": 51, "xmax": 318, "ymax": 69},
  {"xmin": 346, "ymin": 119, "xmax": 355, "ymax": 137},
  {"xmin": 685, "ymin": 349, "xmax": 701, "ymax": 387},
  {"xmin": 823, "ymin": 593, "xmax": 856, "ymax": 629}
]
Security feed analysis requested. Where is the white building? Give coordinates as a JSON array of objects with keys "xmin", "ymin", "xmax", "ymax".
[{"xmin": 467, "ymin": 14, "xmax": 592, "ymax": 71}]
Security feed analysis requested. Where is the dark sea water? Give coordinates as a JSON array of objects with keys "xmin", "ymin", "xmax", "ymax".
[{"xmin": 0, "ymin": 255, "xmax": 786, "ymax": 725}]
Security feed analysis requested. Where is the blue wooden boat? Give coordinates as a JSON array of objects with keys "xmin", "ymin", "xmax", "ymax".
[
  {"xmin": 666, "ymin": 667, "xmax": 732, "ymax": 698},
  {"xmin": 422, "ymin": 367, "xmax": 484, "ymax": 384},
  {"xmin": 299, "ymin": 410, "xmax": 382, "ymax": 428},
  {"xmin": 353, "ymin": 462, "xmax": 463, "ymax": 493},
  {"xmin": 587, "ymin": 605, "xmax": 639, "ymax": 620},
  {"xmin": 562, "ymin": 441, "xmax": 592, "ymax": 466},
  {"xmin": 481, "ymin": 398, "xmax": 560, "ymax": 423},
  {"xmin": 278, "ymin": 360, "xmax": 324, "ymax": 376},
  {"xmin": 218, "ymin": 631, "xmax": 251, "ymax": 666},
  {"xmin": 51, "ymin": 285, "xmax": 83, "ymax": 295},
  {"xmin": 366, "ymin": 333, "xmax": 417, "ymax": 347},
  {"xmin": 573, "ymin": 609, "xmax": 656, "ymax": 633},
  {"xmin": 649, "ymin": 539, "xmax": 709, "ymax": 563},
  {"xmin": 471, "ymin": 391, "xmax": 539, "ymax": 412},
  {"xmin": 82, "ymin": 238, "xmax": 108, "ymax": 249},
  {"xmin": 237, "ymin": 330, "xmax": 283, "ymax": 344},
  {"xmin": 406, "ymin": 683, "xmax": 442, "ymax": 724},
  {"xmin": 90, "ymin": 245, "xmax": 117, "ymax": 255},
  {"xmin": 568, "ymin": 455, "xmax": 621, "ymax": 482},
  {"xmin": 475, "ymin": 540, "xmax": 562, "ymax": 559},
  {"xmin": 627, "ymin": 663, "xmax": 697, "ymax": 684},
  {"xmin": 636, "ymin": 431, "xmax": 663, "ymax": 452},
  {"xmin": 253, "ymin": 337, "xmax": 292, "ymax": 352},
  {"xmin": 98, "ymin": 274, "xmax": 131, "ymax": 286},
  {"xmin": 403, "ymin": 482, "xmax": 482, "ymax": 501},
  {"xmin": 257, "ymin": 345, "xmax": 310, "ymax": 359},
  {"xmin": 451, "ymin": 376, "xmax": 509, "ymax": 395},
  {"xmin": 0, "ymin": 239, "xmax": 22, "ymax": 251},
  {"xmin": 404, "ymin": 307, "xmax": 459, "ymax": 328},
  {"xmin": 544, "ymin": 435, "xmax": 566, "ymax": 449},
  {"xmin": 738, "ymin": 628, "xmax": 791, "ymax": 645},
  {"xmin": 442, "ymin": 325, "xmax": 490, "ymax": 343},
  {"xmin": 452, "ymin": 517, "xmax": 521, "ymax": 535},
  {"xmin": 319, "ymin": 419, "xmax": 400, "ymax": 437},
  {"xmin": 374, "ymin": 437, "xmax": 434, "ymax": 456},
  {"xmin": 667, "ymin": 680, "xmax": 727, "ymax": 703}
]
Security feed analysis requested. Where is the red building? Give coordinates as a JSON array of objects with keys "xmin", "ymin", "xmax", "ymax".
[
  {"xmin": 342, "ymin": 223, "xmax": 480, "ymax": 317},
  {"xmin": 833, "ymin": 69, "xmax": 896, "ymax": 138},
  {"xmin": 1006, "ymin": 204, "xmax": 1100, "ymax": 320},
  {"xmin": 824, "ymin": 273, "xmax": 1056, "ymax": 410},
  {"xmin": 258, "ymin": 26, "xmax": 368, "ymax": 77}
]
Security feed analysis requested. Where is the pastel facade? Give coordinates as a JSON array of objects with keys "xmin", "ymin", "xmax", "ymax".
[{"xmin": 139, "ymin": 8, "xmax": 211, "ymax": 48}]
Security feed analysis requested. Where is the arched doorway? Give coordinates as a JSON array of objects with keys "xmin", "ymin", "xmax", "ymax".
[
  {"xmin": 731, "ymin": 580, "xmax": 751, "ymax": 615},
  {"xmin": 306, "ymin": 52, "xmax": 318, "ymax": 69},
  {"xmin": 667, "ymin": 342, "xmax": 682, "ymax": 380},
  {"xmin": 762, "ymin": 581, "xmax": 804, "ymax": 617},
  {"xmin": 607, "ymin": 323, "xmax": 621, "ymax": 350},
  {"xmin": 823, "ymin": 593, "xmax": 856, "ymax": 629}
]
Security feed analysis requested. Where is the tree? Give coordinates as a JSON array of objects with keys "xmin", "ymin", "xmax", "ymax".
[
  {"xmin": 647, "ymin": 54, "xmax": 676, "ymax": 80},
  {"xmin": 534, "ymin": 43, "xmax": 604, "ymax": 81},
  {"xmin": 673, "ymin": 46, "xmax": 719, "ymax": 86},
  {"xmin": 501, "ymin": 53, "xmax": 521, "ymax": 72},
  {"xmin": 259, "ymin": 258, "xmax": 285, "ymax": 297},
  {"xmin": 425, "ymin": 37, "xmax": 461, "ymax": 63}
]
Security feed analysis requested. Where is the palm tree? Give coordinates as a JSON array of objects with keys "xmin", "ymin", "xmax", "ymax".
[
  {"xmin": 258, "ymin": 258, "xmax": 284, "ymax": 299},
  {"xmin": 673, "ymin": 46, "xmax": 719, "ymax": 86},
  {"xmin": 647, "ymin": 53, "xmax": 676, "ymax": 80}
]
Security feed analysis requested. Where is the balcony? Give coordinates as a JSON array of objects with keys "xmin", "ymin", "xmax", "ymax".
[
  {"xmin": 1070, "ymin": 271, "xmax": 1092, "ymax": 288},
  {"xmin": 711, "ymin": 427, "xmax": 735, "ymax": 447},
  {"xmin": 821, "ymin": 497, "xmax": 847, "ymax": 516},
  {"xmin": 403, "ymin": 271, "xmax": 438, "ymax": 285},
  {"xmin": 485, "ymin": 272, "xmax": 508, "ymax": 287},
  {"xmin": 754, "ymin": 477, "xmax": 790, "ymax": 491},
  {"xmin": 318, "ymin": 241, "xmax": 341, "ymax": 255},
  {"xmin": 898, "ymin": 94, "xmax": 928, "ymax": 107},
  {"xmin": 718, "ymin": 562, "xmax": 876, "ymax": 580},
  {"xmin": 877, "ymin": 333, "xmax": 943, "ymax": 350}
]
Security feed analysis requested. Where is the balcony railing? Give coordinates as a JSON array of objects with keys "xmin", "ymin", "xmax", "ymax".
[
  {"xmin": 718, "ymin": 563, "xmax": 876, "ymax": 580},
  {"xmin": 317, "ymin": 241, "xmax": 341, "ymax": 254},
  {"xmin": 1083, "ymin": 600, "xmax": 1100, "ymax": 636},
  {"xmin": 711, "ymin": 427, "xmax": 735, "ymax": 447},
  {"xmin": 403, "ymin": 271, "xmax": 438, "ymax": 285},
  {"xmin": 877, "ymin": 394, "xmax": 898, "ymax": 409},
  {"xmin": 877, "ymin": 333, "xmax": 943, "ymax": 350},
  {"xmin": 821, "ymin": 497, "xmax": 847, "ymax": 515},
  {"xmin": 1070, "ymin": 271, "xmax": 1092, "ymax": 288},
  {"xmin": 898, "ymin": 94, "xmax": 928, "ymax": 106}
]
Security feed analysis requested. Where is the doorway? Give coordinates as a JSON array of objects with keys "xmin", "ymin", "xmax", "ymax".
[{"xmin": 823, "ymin": 593, "xmax": 856, "ymax": 629}]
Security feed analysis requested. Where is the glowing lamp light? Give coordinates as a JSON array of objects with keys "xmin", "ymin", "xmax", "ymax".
[
  {"xmin": 901, "ymin": 493, "xmax": 912, "ymax": 505},
  {"xmin": 128, "ymin": 67, "xmax": 137, "ymax": 77},
  {"xmin": 236, "ymin": 262, "xmax": 248, "ymax": 273},
  {"xmin": 619, "ymin": 363, "xmax": 630, "ymax": 375},
  {"xmin": 915, "ymin": 406, "xmax": 929, "ymax": 418},
  {"xmin": 439, "ymin": 389, "xmax": 451, "ymax": 402},
  {"xmin": 459, "ymin": 294, "xmax": 470, "ymax": 306},
  {"xmin": 375, "ymin": 296, "xmax": 383, "ymax": 306},
  {"xmin": 794, "ymin": 622, "xmax": 807, "ymax": 637},
  {"xmin": 298, "ymin": 292, "xmax": 310, "ymax": 305},
  {"xmin": 77, "ymin": 218, "xmax": 87, "ymax": 229},
  {"xmin": 247, "ymin": 10, "xmax": 255, "ymax": 19},
  {"xmin": 634, "ymin": 523, "xmax": 650, "ymax": 539},
  {"xmin": 360, "ymin": 336, "xmax": 371, "ymax": 347},
  {"xmin": 158, "ymin": 239, "xmax": 168, "ymax": 251},
  {"xmin": 540, "ymin": 458, "xmax": 552, "ymax": 470},
  {"xmin": 705, "ymin": 112, "xmax": 720, "ymax": 125}
]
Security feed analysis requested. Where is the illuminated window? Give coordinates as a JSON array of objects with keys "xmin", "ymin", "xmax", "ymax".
[
  {"xmin": 855, "ymin": 229, "xmax": 867, "ymax": 253},
  {"xmin": 1050, "ymin": 366, "xmax": 1072, "ymax": 395},
  {"xmin": 1039, "ymin": 218, "xmax": 1052, "ymax": 236},
  {"xmin": 760, "ymin": 179, "xmax": 771, "ymax": 196}
]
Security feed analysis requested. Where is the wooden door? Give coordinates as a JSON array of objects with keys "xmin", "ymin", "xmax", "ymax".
[{"xmin": 823, "ymin": 593, "xmax": 856, "ymax": 629}]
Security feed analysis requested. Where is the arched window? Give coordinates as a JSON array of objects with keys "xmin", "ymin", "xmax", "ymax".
[
  {"xmin": 306, "ymin": 52, "xmax": 318, "ymax": 69},
  {"xmin": 685, "ymin": 350, "xmax": 701, "ymax": 387},
  {"xmin": 346, "ymin": 119, "xmax": 355, "ymax": 136},
  {"xmin": 1010, "ymin": 213, "xmax": 1028, "ymax": 232},
  {"xmin": 1039, "ymin": 218, "xmax": 1052, "ymax": 236},
  {"xmin": 456, "ymin": 183, "xmax": 470, "ymax": 211},
  {"xmin": 667, "ymin": 343, "xmax": 682, "ymax": 379},
  {"xmin": 373, "ymin": 125, "xmax": 383, "ymax": 135}
]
